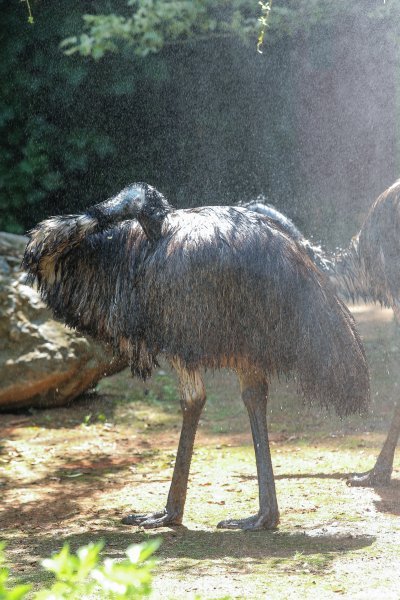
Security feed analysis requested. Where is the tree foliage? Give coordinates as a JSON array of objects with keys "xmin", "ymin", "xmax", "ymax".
[
  {"xmin": 1, "ymin": 0, "xmax": 296, "ymax": 233},
  {"xmin": 60, "ymin": 0, "xmax": 399, "ymax": 60},
  {"xmin": 61, "ymin": 1, "xmax": 259, "ymax": 59},
  {"xmin": 1, "ymin": 3, "xmax": 117, "ymax": 232},
  {"xmin": 1, "ymin": 0, "xmax": 399, "ymax": 243}
]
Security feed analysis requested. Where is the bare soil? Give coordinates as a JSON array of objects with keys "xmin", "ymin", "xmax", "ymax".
[{"xmin": 0, "ymin": 304, "xmax": 399, "ymax": 599}]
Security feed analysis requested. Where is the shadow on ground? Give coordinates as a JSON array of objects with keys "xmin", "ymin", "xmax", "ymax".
[
  {"xmin": 7, "ymin": 526, "xmax": 375, "ymax": 572},
  {"xmin": 373, "ymin": 480, "xmax": 400, "ymax": 516}
]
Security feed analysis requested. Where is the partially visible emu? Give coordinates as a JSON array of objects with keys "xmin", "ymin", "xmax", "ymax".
[
  {"xmin": 23, "ymin": 184, "xmax": 369, "ymax": 530},
  {"xmin": 245, "ymin": 180, "xmax": 400, "ymax": 487}
]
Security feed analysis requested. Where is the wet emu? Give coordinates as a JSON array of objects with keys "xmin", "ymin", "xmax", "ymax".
[
  {"xmin": 23, "ymin": 183, "xmax": 370, "ymax": 530},
  {"xmin": 246, "ymin": 180, "xmax": 400, "ymax": 487},
  {"xmin": 244, "ymin": 199, "xmax": 333, "ymax": 275}
]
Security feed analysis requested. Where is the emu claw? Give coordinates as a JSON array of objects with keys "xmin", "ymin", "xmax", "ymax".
[
  {"xmin": 217, "ymin": 511, "xmax": 279, "ymax": 531},
  {"xmin": 121, "ymin": 509, "xmax": 182, "ymax": 528},
  {"xmin": 346, "ymin": 469, "xmax": 392, "ymax": 488}
]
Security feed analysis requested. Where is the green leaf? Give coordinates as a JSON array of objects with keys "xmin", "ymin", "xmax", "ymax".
[
  {"xmin": 4, "ymin": 584, "xmax": 32, "ymax": 600},
  {"xmin": 126, "ymin": 538, "xmax": 161, "ymax": 564}
]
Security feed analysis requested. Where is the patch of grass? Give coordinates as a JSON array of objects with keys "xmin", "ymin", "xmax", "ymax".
[{"xmin": 271, "ymin": 550, "xmax": 333, "ymax": 574}]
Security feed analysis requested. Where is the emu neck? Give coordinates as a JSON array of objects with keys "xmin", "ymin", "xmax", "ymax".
[{"xmin": 138, "ymin": 201, "xmax": 173, "ymax": 243}]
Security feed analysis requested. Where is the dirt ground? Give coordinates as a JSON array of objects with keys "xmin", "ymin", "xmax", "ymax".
[{"xmin": 0, "ymin": 304, "xmax": 399, "ymax": 599}]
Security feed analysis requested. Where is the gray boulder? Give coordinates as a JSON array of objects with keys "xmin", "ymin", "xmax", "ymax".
[{"xmin": 0, "ymin": 232, "xmax": 122, "ymax": 409}]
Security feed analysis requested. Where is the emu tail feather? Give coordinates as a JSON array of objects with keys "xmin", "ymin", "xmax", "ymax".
[
  {"xmin": 295, "ymin": 280, "xmax": 369, "ymax": 417},
  {"xmin": 22, "ymin": 214, "xmax": 100, "ymax": 287}
]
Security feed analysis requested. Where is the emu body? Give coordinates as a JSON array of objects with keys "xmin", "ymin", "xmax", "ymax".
[
  {"xmin": 23, "ymin": 184, "xmax": 369, "ymax": 529},
  {"xmin": 244, "ymin": 200, "xmax": 335, "ymax": 276},
  {"xmin": 247, "ymin": 181, "xmax": 400, "ymax": 487}
]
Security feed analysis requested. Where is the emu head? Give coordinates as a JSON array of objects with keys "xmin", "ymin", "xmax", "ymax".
[
  {"xmin": 88, "ymin": 183, "xmax": 172, "ymax": 242},
  {"xmin": 23, "ymin": 182, "xmax": 172, "ymax": 290}
]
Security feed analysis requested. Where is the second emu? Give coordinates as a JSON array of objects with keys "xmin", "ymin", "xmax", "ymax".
[{"xmin": 23, "ymin": 184, "xmax": 369, "ymax": 530}]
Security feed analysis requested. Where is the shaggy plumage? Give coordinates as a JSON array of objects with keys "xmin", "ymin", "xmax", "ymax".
[
  {"xmin": 243, "ymin": 199, "xmax": 335, "ymax": 277},
  {"xmin": 246, "ymin": 181, "xmax": 400, "ymax": 487},
  {"xmin": 24, "ymin": 189, "xmax": 368, "ymax": 414},
  {"xmin": 356, "ymin": 180, "xmax": 400, "ymax": 311},
  {"xmin": 243, "ymin": 199, "xmax": 371, "ymax": 303},
  {"xmin": 23, "ymin": 183, "xmax": 370, "ymax": 529}
]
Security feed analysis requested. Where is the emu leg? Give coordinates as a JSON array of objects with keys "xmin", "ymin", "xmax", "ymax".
[
  {"xmin": 217, "ymin": 370, "xmax": 280, "ymax": 531},
  {"xmin": 347, "ymin": 401, "xmax": 400, "ymax": 487},
  {"xmin": 122, "ymin": 363, "xmax": 206, "ymax": 527}
]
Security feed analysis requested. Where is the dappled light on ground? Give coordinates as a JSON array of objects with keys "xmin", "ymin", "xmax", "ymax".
[{"xmin": 0, "ymin": 304, "xmax": 399, "ymax": 597}]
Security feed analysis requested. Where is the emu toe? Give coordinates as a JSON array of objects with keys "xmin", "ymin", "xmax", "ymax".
[
  {"xmin": 121, "ymin": 509, "xmax": 182, "ymax": 528},
  {"xmin": 217, "ymin": 511, "xmax": 279, "ymax": 531},
  {"xmin": 347, "ymin": 469, "xmax": 392, "ymax": 488}
]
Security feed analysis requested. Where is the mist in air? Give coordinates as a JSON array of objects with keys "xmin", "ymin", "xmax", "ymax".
[{"xmin": 3, "ymin": 1, "xmax": 399, "ymax": 251}]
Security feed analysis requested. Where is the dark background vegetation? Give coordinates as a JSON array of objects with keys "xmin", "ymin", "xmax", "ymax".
[{"xmin": 1, "ymin": 0, "xmax": 399, "ymax": 246}]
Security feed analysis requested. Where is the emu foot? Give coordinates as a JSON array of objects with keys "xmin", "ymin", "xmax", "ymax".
[
  {"xmin": 121, "ymin": 508, "xmax": 182, "ymax": 528},
  {"xmin": 217, "ymin": 511, "xmax": 279, "ymax": 531},
  {"xmin": 347, "ymin": 468, "xmax": 392, "ymax": 488}
]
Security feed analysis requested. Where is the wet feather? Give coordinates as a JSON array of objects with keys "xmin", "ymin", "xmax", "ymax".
[{"xmin": 23, "ymin": 186, "xmax": 370, "ymax": 417}]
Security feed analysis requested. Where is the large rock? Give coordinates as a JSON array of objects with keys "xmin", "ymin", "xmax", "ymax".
[{"xmin": 0, "ymin": 232, "xmax": 123, "ymax": 409}]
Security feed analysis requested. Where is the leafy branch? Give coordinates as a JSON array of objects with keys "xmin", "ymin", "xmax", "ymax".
[
  {"xmin": 0, "ymin": 538, "xmax": 161, "ymax": 599},
  {"xmin": 60, "ymin": 1, "xmax": 259, "ymax": 60},
  {"xmin": 21, "ymin": 0, "xmax": 34, "ymax": 24},
  {"xmin": 257, "ymin": 0, "xmax": 273, "ymax": 53}
]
